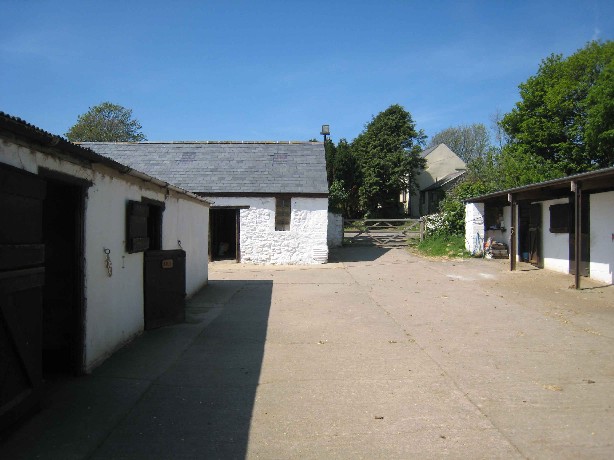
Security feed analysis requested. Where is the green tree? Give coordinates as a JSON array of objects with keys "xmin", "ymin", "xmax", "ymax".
[
  {"xmin": 331, "ymin": 138, "xmax": 362, "ymax": 217},
  {"xmin": 323, "ymin": 138, "xmax": 336, "ymax": 186},
  {"xmin": 352, "ymin": 104, "xmax": 426, "ymax": 216},
  {"xmin": 585, "ymin": 58, "xmax": 614, "ymax": 167},
  {"xmin": 428, "ymin": 123, "xmax": 490, "ymax": 163},
  {"xmin": 501, "ymin": 40, "xmax": 614, "ymax": 174},
  {"xmin": 66, "ymin": 102, "xmax": 147, "ymax": 142}
]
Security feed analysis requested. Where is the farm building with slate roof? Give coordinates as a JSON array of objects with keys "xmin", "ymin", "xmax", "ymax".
[
  {"xmin": 85, "ymin": 141, "xmax": 330, "ymax": 265},
  {"xmin": 0, "ymin": 112, "xmax": 211, "ymax": 426}
]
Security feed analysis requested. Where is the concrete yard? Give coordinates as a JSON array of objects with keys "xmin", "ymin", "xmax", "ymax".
[{"xmin": 1, "ymin": 247, "xmax": 613, "ymax": 459}]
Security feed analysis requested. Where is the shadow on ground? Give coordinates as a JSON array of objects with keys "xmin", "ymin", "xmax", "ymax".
[
  {"xmin": 0, "ymin": 279, "xmax": 273, "ymax": 459},
  {"xmin": 329, "ymin": 246, "xmax": 390, "ymax": 263}
]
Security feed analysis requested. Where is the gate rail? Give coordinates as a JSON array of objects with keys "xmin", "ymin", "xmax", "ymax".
[{"xmin": 343, "ymin": 218, "xmax": 424, "ymax": 247}]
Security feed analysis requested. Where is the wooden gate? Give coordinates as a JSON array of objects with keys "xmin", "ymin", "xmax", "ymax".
[
  {"xmin": 0, "ymin": 165, "xmax": 46, "ymax": 431},
  {"xmin": 344, "ymin": 219, "xmax": 423, "ymax": 247}
]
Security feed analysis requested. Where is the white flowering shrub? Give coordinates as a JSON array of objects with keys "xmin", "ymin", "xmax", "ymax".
[{"xmin": 423, "ymin": 211, "xmax": 459, "ymax": 237}]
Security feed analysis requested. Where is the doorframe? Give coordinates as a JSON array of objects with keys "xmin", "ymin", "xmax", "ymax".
[
  {"xmin": 39, "ymin": 168, "xmax": 89, "ymax": 374},
  {"xmin": 209, "ymin": 206, "xmax": 247, "ymax": 262}
]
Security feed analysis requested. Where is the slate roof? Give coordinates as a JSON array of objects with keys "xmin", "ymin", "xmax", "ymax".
[
  {"xmin": 84, "ymin": 142, "xmax": 329, "ymax": 195},
  {"xmin": 0, "ymin": 112, "xmax": 210, "ymax": 205},
  {"xmin": 421, "ymin": 170, "xmax": 466, "ymax": 192}
]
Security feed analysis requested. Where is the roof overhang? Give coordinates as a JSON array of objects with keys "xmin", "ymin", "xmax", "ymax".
[
  {"xmin": 465, "ymin": 166, "xmax": 614, "ymax": 206},
  {"xmin": 0, "ymin": 112, "xmax": 211, "ymax": 206}
]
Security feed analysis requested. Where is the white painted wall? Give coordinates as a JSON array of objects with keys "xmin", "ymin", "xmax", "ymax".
[
  {"xmin": 590, "ymin": 191, "xmax": 614, "ymax": 284},
  {"xmin": 541, "ymin": 198, "xmax": 571, "ymax": 274},
  {"xmin": 327, "ymin": 212, "xmax": 344, "ymax": 248},
  {"xmin": 465, "ymin": 202, "xmax": 485, "ymax": 255},
  {"xmin": 162, "ymin": 196, "xmax": 209, "ymax": 296},
  {"xmin": 1, "ymin": 140, "xmax": 210, "ymax": 372},
  {"xmin": 210, "ymin": 196, "xmax": 329, "ymax": 264}
]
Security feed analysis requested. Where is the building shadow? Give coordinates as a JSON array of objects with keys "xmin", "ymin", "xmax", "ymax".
[
  {"xmin": 329, "ymin": 246, "xmax": 391, "ymax": 263},
  {"xmin": 0, "ymin": 279, "xmax": 273, "ymax": 459}
]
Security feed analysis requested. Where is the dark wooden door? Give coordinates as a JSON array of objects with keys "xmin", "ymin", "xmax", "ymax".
[
  {"xmin": 570, "ymin": 197, "xmax": 590, "ymax": 277},
  {"xmin": 143, "ymin": 250, "xmax": 186, "ymax": 330},
  {"xmin": 0, "ymin": 164, "xmax": 46, "ymax": 432},
  {"xmin": 528, "ymin": 203, "xmax": 542, "ymax": 267}
]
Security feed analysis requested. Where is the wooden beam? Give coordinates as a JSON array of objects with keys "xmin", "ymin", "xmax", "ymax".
[{"xmin": 509, "ymin": 193, "xmax": 517, "ymax": 271}]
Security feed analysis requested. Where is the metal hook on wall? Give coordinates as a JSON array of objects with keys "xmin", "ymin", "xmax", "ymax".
[{"xmin": 103, "ymin": 247, "xmax": 112, "ymax": 277}]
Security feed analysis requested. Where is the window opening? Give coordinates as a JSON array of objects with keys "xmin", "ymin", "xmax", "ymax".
[{"xmin": 275, "ymin": 197, "xmax": 291, "ymax": 231}]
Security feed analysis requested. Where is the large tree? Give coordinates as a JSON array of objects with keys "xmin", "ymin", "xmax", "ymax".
[
  {"xmin": 428, "ymin": 123, "xmax": 490, "ymax": 163},
  {"xmin": 352, "ymin": 104, "xmax": 426, "ymax": 216},
  {"xmin": 329, "ymin": 138, "xmax": 362, "ymax": 216},
  {"xmin": 501, "ymin": 40, "xmax": 614, "ymax": 175},
  {"xmin": 66, "ymin": 102, "xmax": 147, "ymax": 142}
]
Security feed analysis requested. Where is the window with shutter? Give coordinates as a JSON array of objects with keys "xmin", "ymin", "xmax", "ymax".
[
  {"xmin": 126, "ymin": 200, "xmax": 150, "ymax": 252},
  {"xmin": 275, "ymin": 197, "xmax": 291, "ymax": 231},
  {"xmin": 549, "ymin": 203, "xmax": 571, "ymax": 233}
]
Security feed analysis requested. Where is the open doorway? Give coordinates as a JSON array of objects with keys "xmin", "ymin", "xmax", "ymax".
[
  {"xmin": 518, "ymin": 202, "xmax": 543, "ymax": 267},
  {"xmin": 41, "ymin": 177, "xmax": 85, "ymax": 377},
  {"xmin": 569, "ymin": 196, "xmax": 590, "ymax": 277},
  {"xmin": 210, "ymin": 208, "xmax": 239, "ymax": 261}
]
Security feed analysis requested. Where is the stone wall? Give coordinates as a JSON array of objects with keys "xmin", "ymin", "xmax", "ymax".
[{"xmin": 210, "ymin": 196, "xmax": 329, "ymax": 264}]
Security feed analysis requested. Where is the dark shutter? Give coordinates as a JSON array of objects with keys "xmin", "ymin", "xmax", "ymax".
[
  {"xmin": 126, "ymin": 200, "xmax": 150, "ymax": 253},
  {"xmin": 549, "ymin": 203, "xmax": 570, "ymax": 233}
]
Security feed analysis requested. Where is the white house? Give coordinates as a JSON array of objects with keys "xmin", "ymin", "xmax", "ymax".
[
  {"xmin": 86, "ymin": 141, "xmax": 330, "ymax": 265},
  {"xmin": 465, "ymin": 167, "xmax": 614, "ymax": 287},
  {"xmin": 402, "ymin": 143, "xmax": 466, "ymax": 217},
  {"xmin": 0, "ymin": 112, "xmax": 210, "ymax": 430}
]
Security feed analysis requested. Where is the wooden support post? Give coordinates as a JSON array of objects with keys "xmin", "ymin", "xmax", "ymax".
[
  {"xmin": 509, "ymin": 193, "xmax": 516, "ymax": 271},
  {"xmin": 573, "ymin": 181, "xmax": 582, "ymax": 290}
]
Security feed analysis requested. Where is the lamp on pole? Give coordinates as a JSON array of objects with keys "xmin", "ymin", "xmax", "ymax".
[{"xmin": 320, "ymin": 124, "xmax": 330, "ymax": 143}]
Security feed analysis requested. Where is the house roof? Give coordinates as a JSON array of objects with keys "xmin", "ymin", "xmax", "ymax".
[
  {"xmin": 419, "ymin": 145, "xmax": 439, "ymax": 158},
  {"xmin": 466, "ymin": 166, "xmax": 614, "ymax": 205},
  {"xmin": 421, "ymin": 170, "xmax": 466, "ymax": 192},
  {"xmin": 84, "ymin": 141, "xmax": 329, "ymax": 196},
  {"xmin": 0, "ymin": 112, "xmax": 210, "ymax": 206}
]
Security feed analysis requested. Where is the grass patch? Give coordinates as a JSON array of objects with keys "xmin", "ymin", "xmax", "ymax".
[{"xmin": 410, "ymin": 233, "xmax": 471, "ymax": 259}]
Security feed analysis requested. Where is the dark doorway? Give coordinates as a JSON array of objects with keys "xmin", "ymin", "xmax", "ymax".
[
  {"xmin": 570, "ymin": 196, "xmax": 590, "ymax": 277},
  {"xmin": 210, "ymin": 209, "xmax": 239, "ymax": 261},
  {"xmin": 518, "ymin": 202, "xmax": 542, "ymax": 267},
  {"xmin": 41, "ymin": 178, "xmax": 85, "ymax": 377}
]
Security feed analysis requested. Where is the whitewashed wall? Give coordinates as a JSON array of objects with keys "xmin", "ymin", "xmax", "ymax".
[
  {"xmin": 162, "ymin": 197, "xmax": 209, "ymax": 296},
  {"xmin": 541, "ymin": 198, "xmax": 571, "ymax": 274},
  {"xmin": 465, "ymin": 202, "xmax": 485, "ymax": 254},
  {"xmin": 209, "ymin": 196, "xmax": 329, "ymax": 264},
  {"xmin": 590, "ymin": 191, "xmax": 614, "ymax": 284},
  {"xmin": 327, "ymin": 212, "xmax": 344, "ymax": 248},
  {"xmin": 1, "ymin": 140, "xmax": 209, "ymax": 371}
]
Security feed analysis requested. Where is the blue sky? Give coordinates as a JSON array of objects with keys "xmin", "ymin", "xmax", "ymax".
[{"xmin": 1, "ymin": 1, "xmax": 612, "ymax": 144}]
